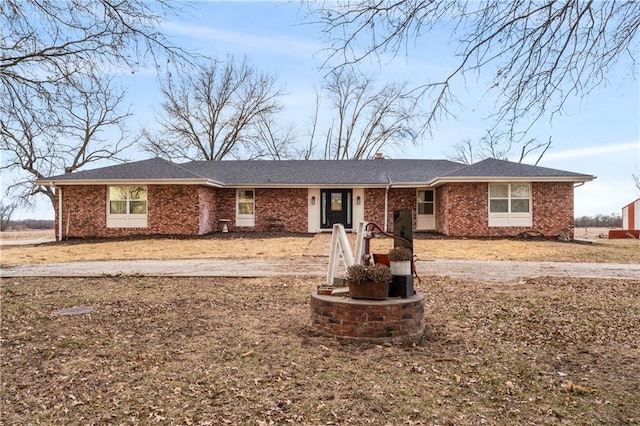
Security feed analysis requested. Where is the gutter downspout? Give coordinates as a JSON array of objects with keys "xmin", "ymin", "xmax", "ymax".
[{"xmin": 57, "ymin": 186, "xmax": 63, "ymax": 241}]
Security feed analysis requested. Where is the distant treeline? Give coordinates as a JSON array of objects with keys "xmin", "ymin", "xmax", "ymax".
[
  {"xmin": 3, "ymin": 219, "xmax": 55, "ymax": 230},
  {"xmin": 574, "ymin": 214, "xmax": 622, "ymax": 228}
]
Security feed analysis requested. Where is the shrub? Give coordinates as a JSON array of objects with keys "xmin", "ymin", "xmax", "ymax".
[
  {"xmin": 346, "ymin": 264, "xmax": 393, "ymax": 284},
  {"xmin": 366, "ymin": 264, "xmax": 393, "ymax": 284},
  {"xmin": 388, "ymin": 246, "xmax": 413, "ymax": 261},
  {"xmin": 346, "ymin": 264, "xmax": 369, "ymax": 283}
]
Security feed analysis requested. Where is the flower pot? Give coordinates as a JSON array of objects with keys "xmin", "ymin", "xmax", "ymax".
[
  {"xmin": 390, "ymin": 260, "xmax": 411, "ymax": 276},
  {"xmin": 349, "ymin": 281, "xmax": 389, "ymax": 300},
  {"xmin": 372, "ymin": 254, "xmax": 390, "ymax": 267},
  {"xmin": 348, "ymin": 280, "xmax": 390, "ymax": 300}
]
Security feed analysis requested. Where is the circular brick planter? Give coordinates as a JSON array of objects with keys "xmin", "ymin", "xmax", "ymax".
[{"xmin": 310, "ymin": 292, "xmax": 425, "ymax": 342}]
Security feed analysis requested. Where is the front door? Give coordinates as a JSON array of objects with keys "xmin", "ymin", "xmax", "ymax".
[{"xmin": 321, "ymin": 189, "xmax": 352, "ymax": 229}]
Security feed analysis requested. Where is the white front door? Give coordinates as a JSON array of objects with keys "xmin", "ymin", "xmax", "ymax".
[{"xmin": 236, "ymin": 189, "xmax": 255, "ymax": 227}]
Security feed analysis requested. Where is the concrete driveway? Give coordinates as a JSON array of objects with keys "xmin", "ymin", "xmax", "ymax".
[{"xmin": 2, "ymin": 257, "xmax": 638, "ymax": 282}]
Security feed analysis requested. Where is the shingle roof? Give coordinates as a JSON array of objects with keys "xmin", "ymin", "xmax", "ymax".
[
  {"xmin": 42, "ymin": 158, "xmax": 207, "ymax": 181},
  {"xmin": 183, "ymin": 159, "xmax": 465, "ymax": 185},
  {"xmin": 39, "ymin": 157, "xmax": 594, "ymax": 186},
  {"xmin": 441, "ymin": 158, "xmax": 593, "ymax": 179}
]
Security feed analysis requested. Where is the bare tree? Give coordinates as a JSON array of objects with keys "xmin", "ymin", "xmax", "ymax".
[
  {"xmin": 303, "ymin": 68, "xmax": 419, "ymax": 159},
  {"xmin": 143, "ymin": 57, "xmax": 285, "ymax": 161},
  {"xmin": 634, "ymin": 170, "xmax": 640, "ymax": 193},
  {"xmin": 449, "ymin": 129, "xmax": 552, "ymax": 165},
  {"xmin": 1, "ymin": 0, "xmax": 191, "ymax": 207},
  {"xmin": 450, "ymin": 138, "xmax": 476, "ymax": 165},
  {"xmin": 312, "ymin": 1, "xmax": 640, "ymax": 134},
  {"xmin": 250, "ymin": 116, "xmax": 297, "ymax": 160},
  {"xmin": 1, "ymin": 73, "xmax": 133, "ymax": 208},
  {"xmin": 1, "ymin": 0, "xmax": 189, "ymax": 104},
  {"xmin": 0, "ymin": 201, "xmax": 17, "ymax": 231}
]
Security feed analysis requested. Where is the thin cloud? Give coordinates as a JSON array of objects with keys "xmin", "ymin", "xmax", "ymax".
[
  {"xmin": 162, "ymin": 21, "xmax": 323, "ymax": 59},
  {"xmin": 543, "ymin": 141, "xmax": 639, "ymax": 161}
]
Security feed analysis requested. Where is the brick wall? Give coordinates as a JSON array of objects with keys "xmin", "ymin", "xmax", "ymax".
[
  {"xmin": 215, "ymin": 189, "xmax": 237, "ymax": 232},
  {"xmin": 148, "ymin": 185, "xmax": 200, "ymax": 235},
  {"xmin": 387, "ymin": 188, "xmax": 416, "ymax": 232},
  {"xmin": 255, "ymin": 188, "xmax": 308, "ymax": 233},
  {"xmin": 57, "ymin": 185, "xmax": 201, "ymax": 239},
  {"xmin": 437, "ymin": 183, "xmax": 487, "ymax": 236},
  {"xmin": 56, "ymin": 182, "xmax": 575, "ymax": 239},
  {"xmin": 435, "ymin": 185, "xmax": 450, "ymax": 235},
  {"xmin": 364, "ymin": 188, "xmax": 417, "ymax": 232},
  {"xmin": 532, "ymin": 182, "xmax": 574, "ymax": 238},
  {"xmin": 198, "ymin": 187, "xmax": 218, "ymax": 234},
  {"xmin": 56, "ymin": 186, "xmax": 107, "ymax": 239},
  {"xmin": 364, "ymin": 188, "xmax": 385, "ymax": 228},
  {"xmin": 437, "ymin": 182, "xmax": 575, "ymax": 238},
  {"xmin": 217, "ymin": 188, "xmax": 308, "ymax": 233},
  {"xmin": 310, "ymin": 292, "xmax": 425, "ymax": 341}
]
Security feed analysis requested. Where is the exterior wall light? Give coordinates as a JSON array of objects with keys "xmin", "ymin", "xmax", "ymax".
[
  {"xmin": 357, "ymin": 196, "xmax": 361, "ymax": 205},
  {"xmin": 311, "ymin": 196, "xmax": 316, "ymax": 205}
]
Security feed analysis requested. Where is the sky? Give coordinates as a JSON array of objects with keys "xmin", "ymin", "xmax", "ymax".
[{"xmin": 9, "ymin": 0, "xmax": 640, "ymax": 220}]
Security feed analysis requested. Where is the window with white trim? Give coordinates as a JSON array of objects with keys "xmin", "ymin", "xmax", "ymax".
[
  {"xmin": 107, "ymin": 186, "xmax": 148, "ymax": 228},
  {"xmin": 488, "ymin": 183, "xmax": 532, "ymax": 227},
  {"xmin": 417, "ymin": 189, "xmax": 435, "ymax": 215},
  {"xmin": 416, "ymin": 189, "xmax": 436, "ymax": 231},
  {"xmin": 236, "ymin": 189, "xmax": 255, "ymax": 227}
]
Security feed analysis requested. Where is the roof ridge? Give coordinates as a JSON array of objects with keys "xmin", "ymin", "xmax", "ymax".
[{"xmin": 167, "ymin": 158, "xmax": 212, "ymax": 180}]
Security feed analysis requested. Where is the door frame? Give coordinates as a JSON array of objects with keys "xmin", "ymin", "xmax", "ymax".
[{"xmin": 320, "ymin": 189, "xmax": 353, "ymax": 229}]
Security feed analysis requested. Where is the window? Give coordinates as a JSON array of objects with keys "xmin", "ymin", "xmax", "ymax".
[
  {"xmin": 416, "ymin": 189, "xmax": 436, "ymax": 230},
  {"xmin": 417, "ymin": 189, "xmax": 434, "ymax": 215},
  {"xmin": 488, "ymin": 183, "xmax": 532, "ymax": 227},
  {"xmin": 236, "ymin": 189, "xmax": 255, "ymax": 227},
  {"xmin": 107, "ymin": 186, "xmax": 147, "ymax": 228}
]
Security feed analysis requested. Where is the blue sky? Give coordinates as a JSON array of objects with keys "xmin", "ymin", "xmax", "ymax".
[{"xmin": 14, "ymin": 1, "xmax": 640, "ymax": 220}]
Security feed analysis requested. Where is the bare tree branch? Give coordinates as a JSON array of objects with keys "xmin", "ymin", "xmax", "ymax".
[
  {"xmin": 142, "ymin": 56, "xmax": 285, "ymax": 161},
  {"xmin": 1, "ymin": 73, "xmax": 133, "ymax": 208},
  {"xmin": 310, "ymin": 67, "xmax": 419, "ymax": 159},
  {"xmin": 0, "ymin": 201, "xmax": 18, "ymax": 231},
  {"xmin": 448, "ymin": 129, "xmax": 552, "ymax": 164},
  {"xmin": 311, "ymin": 1, "xmax": 640, "ymax": 134},
  {"xmin": 449, "ymin": 138, "xmax": 476, "ymax": 165},
  {"xmin": 1, "ymin": 0, "xmax": 193, "ymax": 208}
]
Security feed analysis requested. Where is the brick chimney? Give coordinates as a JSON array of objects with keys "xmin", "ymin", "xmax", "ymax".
[{"xmin": 374, "ymin": 152, "xmax": 384, "ymax": 160}]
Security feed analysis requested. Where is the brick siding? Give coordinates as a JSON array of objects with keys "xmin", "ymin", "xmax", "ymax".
[
  {"xmin": 364, "ymin": 188, "xmax": 417, "ymax": 232},
  {"xmin": 56, "ymin": 185, "xmax": 202, "ymax": 239},
  {"xmin": 255, "ymin": 188, "xmax": 308, "ymax": 233},
  {"xmin": 56, "ymin": 181, "xmax": 575, "ymax": 239},
  {"xmin": 310, "ymin": 292, "xmax": 425, "ymax": 341},
  {"xmin": 436, "ymin": 182, "xmax": 574, "ymax": 238},
  {"xmin": 57, "ymin": 185, "xmax": 309, "ymax": 238}
]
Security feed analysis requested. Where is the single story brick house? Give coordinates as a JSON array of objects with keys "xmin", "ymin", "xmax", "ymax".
[{"xmin": 38, "ymin": 156, "xmax": 594, "ymax": 241}]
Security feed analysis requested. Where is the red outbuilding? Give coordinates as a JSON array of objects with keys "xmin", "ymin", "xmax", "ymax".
[{"xmin": 609, "ymin": 198, "xmax": 640, "ymax": 239}]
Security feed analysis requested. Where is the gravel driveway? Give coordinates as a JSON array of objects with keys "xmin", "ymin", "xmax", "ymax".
[{"xmin": 2, "ymin": 257, "xmax": 638, "ymax": 282}]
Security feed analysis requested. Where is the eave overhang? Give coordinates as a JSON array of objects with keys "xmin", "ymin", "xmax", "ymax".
[
  {"xmin": 226, "ymin": 183, "xmax": 391, "ymax": 188},
  {"xmin": 429, "ymin": 175, "xmax": 596, "ymax": 186},
  {"xmin": 35, "ymin": 178, "xmax": 224, "ymax": 188}
]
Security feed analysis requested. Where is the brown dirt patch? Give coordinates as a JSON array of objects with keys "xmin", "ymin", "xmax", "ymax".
[
  {"xmin": 2, "ymin": 230, "xmax": 639, "ymax": 266},
  {"xmin": 1, "ymin": 276, "xmax": 638, "ymax": 424}
]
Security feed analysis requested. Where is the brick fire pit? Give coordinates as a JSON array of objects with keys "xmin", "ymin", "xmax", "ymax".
[{"xmin": 310, "ymin": 292, "xmax": 425, "ymax": 342}]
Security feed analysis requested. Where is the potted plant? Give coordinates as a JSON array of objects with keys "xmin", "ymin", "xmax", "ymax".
[
  {"xmin": 346, "ymin": 264, "xmax": 393, "ymax": 300},
  {"xmin": 387, "ymin": 246, "xmax": 413, "ymax": 276}
]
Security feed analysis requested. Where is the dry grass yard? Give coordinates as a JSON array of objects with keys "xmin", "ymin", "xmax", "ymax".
[
  {"xmin": 2, "ymin": 275, "xmax": 638, "ymax": 425},
  {"xmin": 1, "ymin": 229, "xmax": 639, "ymax": 266}
]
